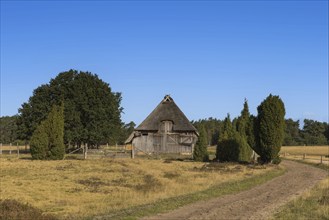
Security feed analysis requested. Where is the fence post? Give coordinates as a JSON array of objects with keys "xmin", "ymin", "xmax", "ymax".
[
  {"xmin": 303, "ymin": 154, "xmax": 306, "ymax": 160},
  {"xmin": 84, "ymin": 143, "xmax": 88, "ymax": 160},
  {"xmin": 0, "ymin": 143, "xmax": 2, "ymax": 155},
  {"xmin": 131, "ymin": 144, "xmax": 135, "ymax": 159},
  {"xmin": 17, "ymin": 143, "xmax": 20, "ymax": 158},
  {"xmin": 320, "ymin": 155, "xmax": 323, "ymax": 164},
  {"xmin": 9, "ymin": 143, "xmax": 12, "ymax": 154}
]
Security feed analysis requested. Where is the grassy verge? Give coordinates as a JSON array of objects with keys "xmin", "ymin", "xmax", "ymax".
[
  {"xmin": 273, "ymin": 177, "xmax": 329, "ymax": 220},
  {"xmin": 280, "ymin": 146, "xmax": 329, "ymax": 156},
  {"xmin": 273, "ymin": 159, "xmax": 329, "ymax": 220},
  {"xmin": 283, "ymin": 157, "xmax": 329, "ymax": 171},
  {"xmin": 94, "ymin": 166, "xmax": 285, "ymax": 220}
]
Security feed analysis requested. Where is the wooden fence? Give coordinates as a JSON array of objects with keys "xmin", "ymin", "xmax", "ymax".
[
  {"xmin": 281, "ymin": 152, "xmax": 329, "ymax": 165},
  {"xmin": 66, "ymin": 144, "xmax": 132, "ymax": 159},
  {"xmin": 0, "ymin": 143, "xmax": 30, "ymax": 157}
]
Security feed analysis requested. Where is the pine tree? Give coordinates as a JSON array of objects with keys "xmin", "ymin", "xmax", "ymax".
[
  {"xmin": 255, "ymin": 94, "xmax": 285, "ymax": 163},
  {"xmin": 193, "ymin": 125, "xmax": 209, "ymax": 162}
]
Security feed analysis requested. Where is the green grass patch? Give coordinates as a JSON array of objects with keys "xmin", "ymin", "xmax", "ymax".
[{"xmin": 93, "ymin": 165, "xmax": 285, "ymax": 220}]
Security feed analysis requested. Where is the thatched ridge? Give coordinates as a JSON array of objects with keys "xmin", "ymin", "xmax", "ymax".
[{"xmin": 135, "ymin": 95, "xmax": 197, "ymax": 132}]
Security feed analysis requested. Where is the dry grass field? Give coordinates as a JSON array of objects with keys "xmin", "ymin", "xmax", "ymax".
[
  {"xmin": 280, "ymin": 146, "xmax": 329, "ymax": 165},
  {"xmin": 0, "ymin": 145, "xmax": 30, "ymax": 151},
  {"xmin": 280, "ymin": 146, "xmax": 329, "ymax": 156},
  {"xmin": 0, "ymin": 156, "xmax": 280, "ymax": 219}
]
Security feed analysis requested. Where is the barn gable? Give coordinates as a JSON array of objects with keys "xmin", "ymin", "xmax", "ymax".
[
  {"xmin": 135, "ymin": 95, "xmax": 197, "ymax": 133},
  {"xmin": 125, "ymin": 95, "xmax": 198, "ymax": 155}
]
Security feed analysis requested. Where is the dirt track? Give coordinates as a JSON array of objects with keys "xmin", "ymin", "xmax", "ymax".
[{"xmin": 144, "ymin": 160, "xmax": 328, "ymax": 220}]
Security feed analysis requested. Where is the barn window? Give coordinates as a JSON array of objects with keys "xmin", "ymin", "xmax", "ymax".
[{"xmin": 160, "ymin": 120, "xmax": 173, "ymax": 133}]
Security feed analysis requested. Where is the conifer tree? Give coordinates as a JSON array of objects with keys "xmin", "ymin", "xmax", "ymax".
[
  {"xmin": 219, "ymin": 114, "xmax": 234, "ymax": 142},
  {"xmin": 30, "ymin": 104, "xmax": 65, "ymax": 160},
  {"xmin": 217, "ymin": 104, "xmax": 253, "ymax": 163},
  {"xmin": 47, "ymin": 104, "xmax": 65, "ymax": 159},
  {"xmin": 30, "ymin": 120, "xmax": 48, "ymax": 160},
  {"xmin": 236, "ymin": 99, "xmax": 253, "ymax": 162},
  {"xmin": 254, "ymin": 94, "xmax": 285, "ymax": 163},
  {"xmin": 193, "ymin": 125, "xmax": 209, "ymax": 162},
  {"xmin": 237, "ymin": 99, "xmax": 250, "ymax": 136},
  {"xmin": 216, "ymin": 114, "xmax": 238, "ymax": 161}
]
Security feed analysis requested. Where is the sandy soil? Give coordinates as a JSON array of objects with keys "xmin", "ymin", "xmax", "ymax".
[{"xmin": 144, "ymin": 160, "xmax": 328, "ymax": 220}]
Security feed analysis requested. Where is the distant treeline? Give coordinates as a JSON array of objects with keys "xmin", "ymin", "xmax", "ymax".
[
  {"xmin": 1, "ymin": 111, "xmax": 328, "ymax": 147},
  {"xmin": 1, "ymin": 69, "xmax": 327, "ymax": 149},
  {"xmin": 192, "ymin": 118, "xmax": 329, "ymax": 146}
]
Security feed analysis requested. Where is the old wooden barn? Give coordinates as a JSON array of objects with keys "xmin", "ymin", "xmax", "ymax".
[{"xmin": 125, "ymin": 95, "xmax": 198, "ymax": 155}]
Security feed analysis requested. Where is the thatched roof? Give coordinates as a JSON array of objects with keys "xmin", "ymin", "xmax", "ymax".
[{"xmin": 135, "ymin": 95, "xmax": 197, "ymax": 132}]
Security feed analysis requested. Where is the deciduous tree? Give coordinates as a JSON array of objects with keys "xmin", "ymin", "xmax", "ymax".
[{"xmin": 17, "ymin": 70, "xmax": 123, "ymax": 148}]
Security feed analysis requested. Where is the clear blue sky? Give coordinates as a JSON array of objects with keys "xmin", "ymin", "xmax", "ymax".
[{"xmin": 1, "ymin": 1, "xmax": 328, "ymax": 125}]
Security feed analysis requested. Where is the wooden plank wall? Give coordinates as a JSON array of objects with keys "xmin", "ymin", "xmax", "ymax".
[{"xmin": 132, "ymin": 132, "xmax": 196, "ymax": 154}]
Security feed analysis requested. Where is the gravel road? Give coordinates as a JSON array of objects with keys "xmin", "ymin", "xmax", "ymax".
[{"xmin": 144, "ymin": 160, "xmax": 328, "ymax": 220}]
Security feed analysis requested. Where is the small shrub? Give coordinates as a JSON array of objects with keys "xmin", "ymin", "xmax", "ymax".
[
  {"xmin": 0, "ymin": 199, "xmax": 57, "ymax": 220},
  {"xmin": 163, "ymin": 171, "xmax": 181, "ymax": 179},
  {"xmin": 136, "ymin": 175, "xmax": 163, "ymax": 193},
  {"xmin": 318, "ymin": 188, "xmax": 329, "ymax": 205},
  {"xmin": 272, "ymin": 156, "xmax": 282, "ymax": 164},
  {"xmin": 217, "ymin": 139, "xmax": 239, "ymax": 162}
]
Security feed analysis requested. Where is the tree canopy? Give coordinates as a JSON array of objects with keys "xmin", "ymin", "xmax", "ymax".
[
  {"xmin": 0, "ymin": 116, "xmax": 18, "ymax": 144},
  {"xmin": 17, "ymin": 70, "xmax": 123, "ymax": 147},
  {"xmin": 301, "ymin": 119, "xmax": 328, "ymax": 145}
]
